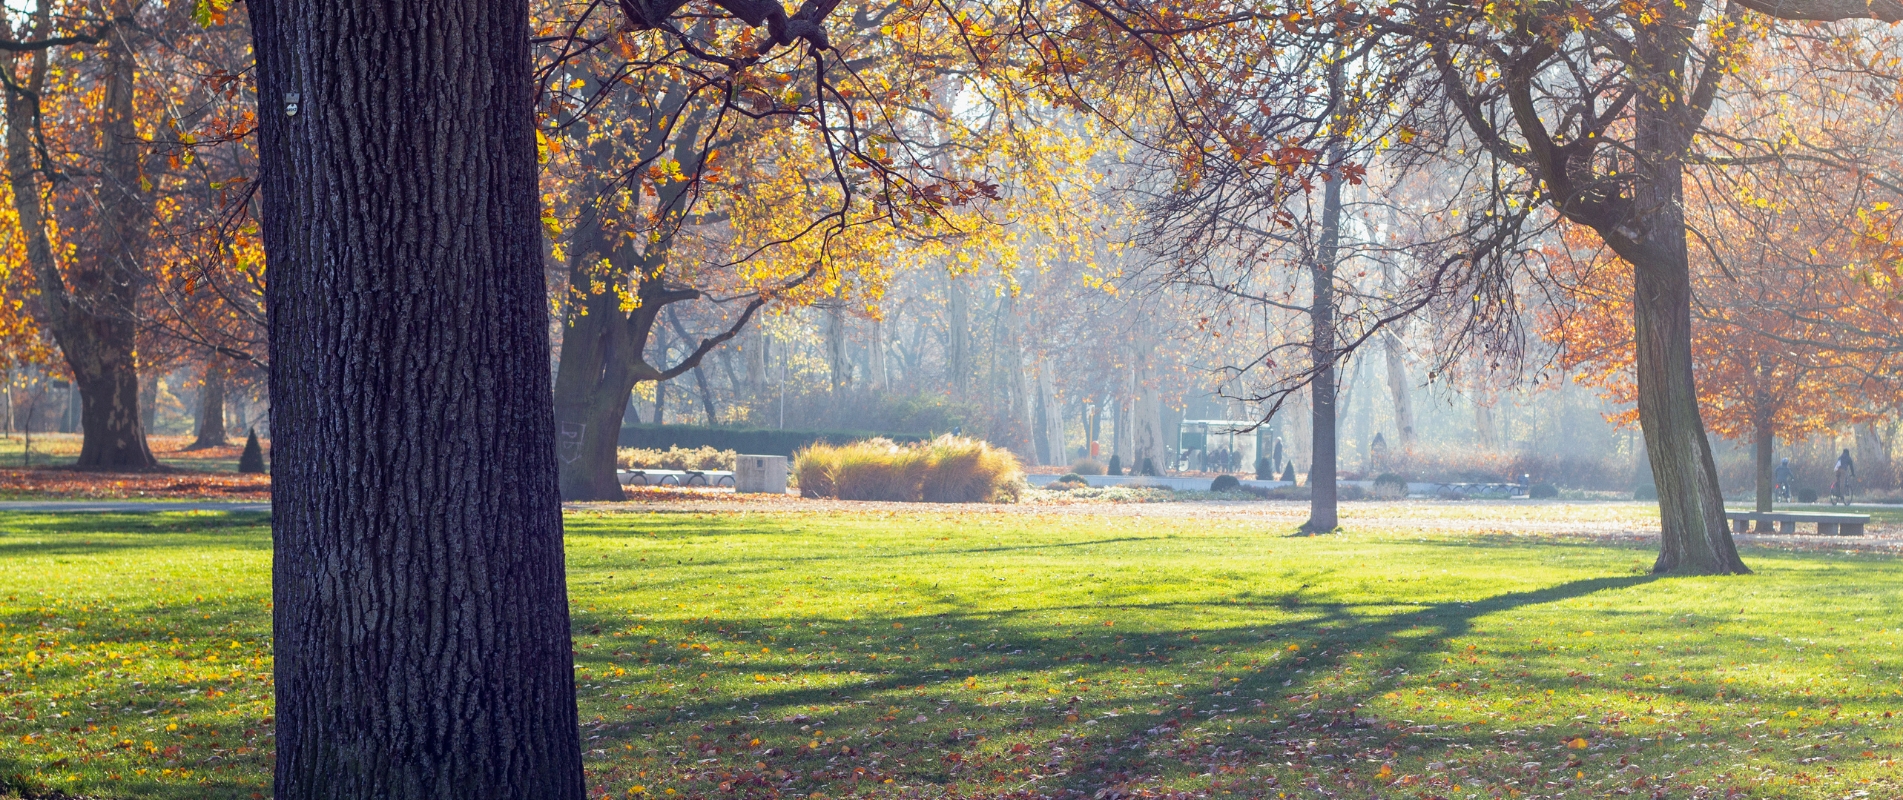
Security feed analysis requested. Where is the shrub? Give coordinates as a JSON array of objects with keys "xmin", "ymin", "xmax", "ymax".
[
  {"xmin": 1106, "ymin": 455, "xmax": 1123, "ymax": 476},
  {"xmin": 1634, "ymin": 483, "xmax": 1658, "ymax": 501},
  {"xmin": 238, "ymin": 429, "xmax": 266, "ymax": 474},
  {"xmin": 792, "ymin": 436, "xmax": 1023, "ymax": 503},
  {"xmin": 1070, "ymin": 458, "xmax": 1106, "ymax": 476},
  {"xmin": 1280, "ymin": 462, "xmax": 1298, "ymax": 483},
  {"xmin": 1255, "ymin": 458, "xmax": 1274, "ymax": 480},
  {"xmin": 1528, "ymin": 483, "xmax": 1559, "ymax": 499},
  {"xmin": 1372, "ymin": 473, "xmax": 1408, "ymax": 499},
  {"xmin": 1210, "ymin": 475, "xmax": 1241, "ymax": 492},
  {"xmin": 1051, "ymin": 473, "xmax": 1089, "ymax": 490},
  {"xmin": 1798, "ymin": 488, "xmax": 1818, "ymax": 503},
  {"xmin": 616, "ymin": 445, "xmax": 736, "ymax": 471}
]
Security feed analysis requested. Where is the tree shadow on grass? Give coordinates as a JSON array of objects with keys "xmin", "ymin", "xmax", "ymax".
[
  {"xmin": 0, "ymin": 511, "xmax": 271, "ymax": 557},
  {"xmin": 572, "ymin": 574, "xmax": 1658, "ymax": 797}
]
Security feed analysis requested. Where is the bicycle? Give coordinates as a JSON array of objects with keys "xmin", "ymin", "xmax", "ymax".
[
  {"xmin": 1774, "ymin": 481, "xmax": 1792, "ymax": 503},
  {"xmin": 1830, "ymin": 472, "xmax": 1854, "ymax": 505}
]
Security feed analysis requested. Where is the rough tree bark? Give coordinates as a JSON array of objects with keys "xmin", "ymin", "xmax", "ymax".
[
  {"xmin": 189, "ymin": 356, "xmax": 228, "ymax": 450},
  {"xmin": 1594, "ymin": 21, "xmax": 1748, "ymax": 574},
  {"xmin": 2, "ymin": 13, "xmax": 157, "ymax": 470},
  {"xmin": 248, "ymin": 0, "xmax": 586, "ymax": 794},
  {"xmin": 1301, "ymin": 146, "xmax": 1344, "ymax": 533}
]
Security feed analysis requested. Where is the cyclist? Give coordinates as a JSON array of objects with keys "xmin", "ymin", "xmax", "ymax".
[
  {"xmin": 1773, "ymin": 458, "xmax": 1794, "ymax": 503},
  {"xmin": 1832, "ymin": 449, "xmax": 1856, "ymax": 505}
]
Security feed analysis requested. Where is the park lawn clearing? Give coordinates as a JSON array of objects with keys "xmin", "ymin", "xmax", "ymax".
[{"xmin": 0, "ymin": 507, "xmax": 1899, "ymax": 799}]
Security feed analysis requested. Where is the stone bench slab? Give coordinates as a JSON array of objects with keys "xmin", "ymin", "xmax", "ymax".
[{"xmin": 1728, "ymin": 510, "xmax": 1870, "ymax": 536}]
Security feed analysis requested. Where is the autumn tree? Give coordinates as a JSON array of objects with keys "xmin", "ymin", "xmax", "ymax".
[
  {"xmin": 0, "ymin": 2, "xmax": 166, "ymax": 468},
  {"xmin": 249, "ymin": 0, "xmax": 873, "ymax": 790},
  {"xmin": 1075, "ymin": 0, "xmax": 1903, "ymax": 570},
  {"xmin": 1548, "ymin": 53, "xmax": 1903, "ymax": 513}
]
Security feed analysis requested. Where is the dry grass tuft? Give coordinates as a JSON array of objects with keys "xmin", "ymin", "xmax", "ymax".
[{"xmin": 793, "ymin": 436, "xmax": 1022, "ymax": 503}]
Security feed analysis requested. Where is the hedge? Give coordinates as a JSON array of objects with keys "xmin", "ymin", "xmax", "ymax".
[{"xmin": 618, "ymin": 423, "xmax": 929, "ymax": 457}]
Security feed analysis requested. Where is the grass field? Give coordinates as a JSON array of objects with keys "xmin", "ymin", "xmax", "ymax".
[{"xmin": 2, "ymin": 505, "xmax": 1900, "ymax": 799}]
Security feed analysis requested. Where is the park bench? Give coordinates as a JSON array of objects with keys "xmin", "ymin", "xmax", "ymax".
[
  {"xmin": 682, "ymin": 470, "xmax": 736, "ymax": 487},
  {"xmin": 1727, "ymin": 510, "xmax": 1869, "ymax": 536},
  {"xmin": 618, "ymin": 469, "xmax": 687, "ymax": 486},
  {"xmin": 617, "ymin": 469, "xmax": 737, "ymax": 487}
]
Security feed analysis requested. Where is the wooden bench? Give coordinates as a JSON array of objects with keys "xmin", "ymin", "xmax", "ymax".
[{"xmin": 1728, "ymin": 510, "xmax": 1870, "ymax": 536}]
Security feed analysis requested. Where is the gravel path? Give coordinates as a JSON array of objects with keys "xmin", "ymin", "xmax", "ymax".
[
  {"xmin": 8, "ymin": 495, "xmax": 1893, "ymax": 556},
  {"xmin": 569, "ymin": 493, "xmax": 1903, "ymax": 555}
]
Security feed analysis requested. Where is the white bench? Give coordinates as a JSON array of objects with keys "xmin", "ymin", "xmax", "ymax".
[{"xmin": 617, "ymin": 469, "xmax": 734, "ymax": 487}]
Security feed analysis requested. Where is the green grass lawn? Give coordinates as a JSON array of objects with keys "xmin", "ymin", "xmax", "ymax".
[{"xmin": 3, "ymin": 506, "xmax": 1901, "ymax": 799}]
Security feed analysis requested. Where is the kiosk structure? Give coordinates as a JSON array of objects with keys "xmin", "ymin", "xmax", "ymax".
[{"xmin": 1177, "ymin": 420, "xmax": 1260, "ymax": 473}]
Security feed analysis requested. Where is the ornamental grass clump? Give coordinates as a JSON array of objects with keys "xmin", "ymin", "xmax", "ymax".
[{"xmin": 793, "ymin": 436, "xmax": 1022, "ymax": 503}]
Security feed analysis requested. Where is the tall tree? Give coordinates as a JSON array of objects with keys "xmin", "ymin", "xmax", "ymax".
[
  {"xmin": 1398, "ymin": 0, "xmax": 1903, "ymax": 572},
  {"xmin": 2, "ymin": 3, "xmax": 158, "ymax": 469},
  {"xmin": 189, "ymin": 355, "xmax": 228, "ymax": 449},
  {"xmin": 248, "ymin": 0, "xmax": 584, "ymax": 794}
]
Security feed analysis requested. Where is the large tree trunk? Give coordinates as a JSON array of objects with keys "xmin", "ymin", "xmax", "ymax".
[
  {"xmin": 1302, "ymin": 146, "xmax": 1343, "ymax": 533},
  {"xmin": 551, "ymin": 276, "xmax": 670, "ymax": 500},
  {"xmin": 550, "ymin": 84, "xmax": 718, "ymax": 500},
  {"xmin": 1600, "ymin": 46, "xmax": 1748, "ymax": 574},
  {"xmin": 2, "ymin": 14, "xmax": 157, "ymax": 470},
  {"xmin": 249, "ymin": 0, "xmax": 585, "ymax": 794},
  {"xmin": 1629, "ymin": 238, "xmax": 1745, "ymax": 573},
  {"xmin": 547, "ymin": 183, "xmax": 698, "ymax": 501},
  {"xmin": 190, "ymin": 357, "xmax": 229, "ymax": 449}
]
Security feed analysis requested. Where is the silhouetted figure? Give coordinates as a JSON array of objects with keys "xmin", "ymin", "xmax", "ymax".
[
  {"xmin": 239, "ymin": 428, "xmax": 266, "ymax": 474},
  {"xmin": 1832, "ymin": 449, "xmax": 1856, "ymax": 504}
]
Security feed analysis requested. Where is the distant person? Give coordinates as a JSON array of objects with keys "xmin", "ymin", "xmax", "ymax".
[
  {"xmin": 1832, "ymin": 449, "xmax": 1856, "ymax": 504},
  {"xmin": 1773, "ymin": 458, "xmax": 1794, "ymax": 503}
]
